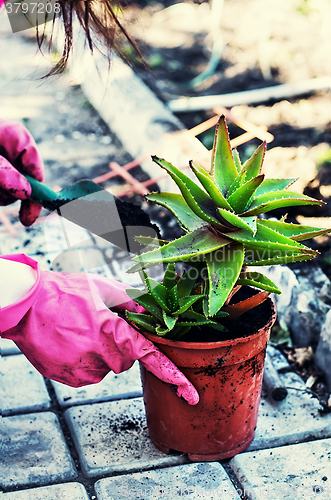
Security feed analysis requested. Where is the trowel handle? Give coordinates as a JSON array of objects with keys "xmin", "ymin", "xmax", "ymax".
[{"xmin": 24, "ymin": 175, "xmax": 60, "ymax": 203}]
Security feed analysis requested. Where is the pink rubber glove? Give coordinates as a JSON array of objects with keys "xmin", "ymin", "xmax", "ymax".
[
  {"xmin": 0, "ymin": 254, "xmax": 199, "ymax": 405},
  {"xmin": 0, "ymin": 119, "xmax": 44, "ymax": 226}
]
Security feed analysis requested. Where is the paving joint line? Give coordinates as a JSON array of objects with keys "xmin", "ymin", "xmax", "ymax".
[{"xmin": 41, "ymin": 380, "xmax": 97, "ymax": 500}]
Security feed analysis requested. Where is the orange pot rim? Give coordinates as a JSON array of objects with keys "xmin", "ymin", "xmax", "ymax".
[{"xmin": 143, "ymin": 297, "xmax": 277, "ymax": 351}]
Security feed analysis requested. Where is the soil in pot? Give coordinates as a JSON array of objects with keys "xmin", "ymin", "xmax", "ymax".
[
  {"xmin": 181, "ymin": 286, "xmax": 272, "ymax": 343},
  {"xmin": 140, "ymin": 293, "xmax": 276, "ymax": 462}
]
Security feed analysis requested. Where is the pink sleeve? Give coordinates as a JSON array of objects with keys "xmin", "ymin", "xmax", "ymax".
[{"xmin": 0, "ymin": 254, "xmax": 42, "ymax": 331}]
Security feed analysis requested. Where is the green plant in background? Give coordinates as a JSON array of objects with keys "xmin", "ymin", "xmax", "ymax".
[{"xmin": 126, "ymin": 116, "xmax": 330, "ymax": 337}]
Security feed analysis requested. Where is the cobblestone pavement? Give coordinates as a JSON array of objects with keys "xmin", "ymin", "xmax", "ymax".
[{"xmin": 1, "ymin": 23, "xmax": 331, "ymax": 500}]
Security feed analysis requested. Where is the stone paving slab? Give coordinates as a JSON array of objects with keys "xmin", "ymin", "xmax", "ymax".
[
  {"xmin": 0, "ymin": 412, "xmax": 77, "ymax": 489},
  {"xmin": 0, "ymin": 223, "xmax": 45, "ymax": 258},
  {"xmin": 0, "ymin": 205, "xmax": 148, "ymax": 284},
  {"xmin": 52, "ymin": 362, "xmax": 142, "ymax": 408},
  {"xmin": 0, "ymin": 339, "xmax": 21, "ymax": 356},
  {"xmin": 94, "ymin": 462, "xmax": 241, "ymax": 500},
  {"xmin": 2, "ymin": 482, "xmax": 89, "ymax": 500},
  {"xmin": 0, "ymin": 215, "xmax": 110, "ymax": 275},
  {"xmin": 34, "ymin": 246, "xmax": 116, "ymax": 279},
  {"xmin": 0, "ymin": 214, "xmax": 127, "ymax": 278},
  {"xmin": 0, "ymin": 354, "xmax": 51, "ymax": 416},
  {"xmin": 0, "ymin": 221, "xmax": 59, "ymax": 265},
  {"xmin": 64, "ymin": 398, "xmax": 187, "ymax": 478},
  {"xmin": 230, "ymin": 438, "xmax": 331, "ymax": 499},
  {"xmin": 249, "ymin": 348, "xmax": 331, "ymax": 451}
]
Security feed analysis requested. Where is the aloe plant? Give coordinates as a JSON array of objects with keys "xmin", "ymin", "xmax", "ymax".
[
  {"xmin": 127, "ymin": 115, "xmax": 330, "ymax": 322},
  {"xmin": 126, "ymin": 263, "xmax": 229, "ymax": 339}
]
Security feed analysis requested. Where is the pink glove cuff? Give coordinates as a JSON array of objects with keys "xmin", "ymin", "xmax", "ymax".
[{"xmin": 0, "ymin": 254, "xmax": 41, "ymax": 331}]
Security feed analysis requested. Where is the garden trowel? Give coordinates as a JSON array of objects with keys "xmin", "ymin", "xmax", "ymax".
[{"xmin": 24, "ymin": 175, "xmax": 160, "ymax": 255}]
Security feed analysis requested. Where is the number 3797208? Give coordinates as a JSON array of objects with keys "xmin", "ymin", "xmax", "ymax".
[{"xmin": 6, "ymin": 1, "xmax": 61, "ymax": 14}]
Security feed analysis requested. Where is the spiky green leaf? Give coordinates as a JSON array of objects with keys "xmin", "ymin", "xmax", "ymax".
[
  {"xmin": 229, "ymin": 220, "xmax": 315, "ymax": 253},
  {"xmin": 163, "ymin": 263, "xmax": 176, "ymax": 290},
  {"xmin": 258, "ymin": 219, "xmax": 331, "ymax": 241},
  {"xmin": 126, "ymin": 312, "xmax": 156, "ymax": 333},
  {"xmin": 213, "ymin": 310, "xmax": 229, "ymax": 318},
  {"xmin": 145, "ymin": 192, "xmax": 205, "ymax": 232},
  {"xmin": 243, "ymin": 191, "xmax": 324, "ymax": 216},
  {"xmin": 162, "ymin": 310, "xmax": 177, "ymax": 330},
  {"xmin": 179, "ymin": 310, "xmax": 217, "ymax": 326},
  {"xmin": 167, "ymin": 285, "xmax": 179, "ymax": 311},
  {"xmin": 205, "ymin": 243, "xmax": 244, "ymax": 316},
  {"xmin": 126, "ymin": 260, "xmax": 152, "ymax": 274},
  {"xmin": 152, "ymin": 156, "xmax": 224, "ymax": 228},
  {"xmin": 175, "ymin": 294, "xmax": 205, "ymax": 314},
  {"xmin": 132, "ymin": 227, "xmax": 231, "ymax": 266},
  {"xmin": 236, "ymin": 271, "xmax": 281, "ymax": 294},
  {"xmin": 226, "ymin": 168, "xmax": 246, "ymax": 198},
  {"xmin": 189, "ymin": 161, "xmax": 233, "ymax": 210},
  {"xmin": 254, "ymin": 178, "xmax": 297, "ymax": 197},
  {"xmin": 217, "ymin": 208, "xmax": 257, "ymax": 234},
  {"xmin": 202, "ymin": 281, "xmax": 209, "ymax": 318},
  {"xmin": 233, "ymin": 148, "xmax": 242, "ymax": 173},
  {"xmin": 211, "ymin": 116, "xmax": 238, "ymax": 195},
  {"xmin": 156, "ymin": 324, "xmax": 171, "ymax": 336},
  {"xmin": 125, "ymin": 288, "xmax": 163, "ymax": 320},
  {"xmin": 243, "ymin": 141, "xmax": 266, "ymax": 181},
  {"xmin": 244, "ymin": 246, "xmax": 318, "ymax": 266},
  {"xmin": 227, "ymin": 174, "xmax": 265, "ymax": 213},
  {"xmin": 135, "ymin": 235, "xmax": 169, "ymax": 247},
  {"xmin": 144, "ymin": 277, "xmax": 171, "ymax": 313}
]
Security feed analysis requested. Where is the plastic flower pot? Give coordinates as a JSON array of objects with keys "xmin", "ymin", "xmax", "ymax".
[{"xmin": 139, "ymin": 296, "xmax": 276, "ymax": 461}]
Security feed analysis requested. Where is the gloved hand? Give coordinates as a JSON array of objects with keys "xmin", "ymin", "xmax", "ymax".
[
  {"xmin": 0, "ymin": 119, "xmax": 44, "ymax": 226},
  {"xmin": 0, "ymin": 254, "xmax": 199, "ymax": 405}
]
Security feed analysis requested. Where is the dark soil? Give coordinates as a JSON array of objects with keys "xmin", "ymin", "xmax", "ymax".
[
  {"xmin": 122, "ymin": 0, "xmax": 331, "ymax": 133},
  {"xmin": 109, "ymin": 415, "xmax": 145, "ymax": 433},
  {"xmin": 124, "ymin": 0, "xmax": 330, "ymax": 95},
  {"xmin": 180, "ymin": 287, "xmax": 274, "ymax": 342}
]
